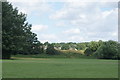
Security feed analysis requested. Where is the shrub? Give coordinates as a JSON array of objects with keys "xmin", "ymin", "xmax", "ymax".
[
  {"xmin": 95, "ymin": 41, "xmax": 118, "ymax": 59},
  {"xmin": 46, "ymin": 44, "xmax": 60, "ymax": 55},
  {"xmin": 2, "ymin": 49, "xmax": 11, "ymax": 59},
  {"xmin": 84, "ymin": 41, "xmax": 103, "ymax": 56},
  {"xmin": 84, "ymin": 47, "xmax": 93, "ymax": 56}
]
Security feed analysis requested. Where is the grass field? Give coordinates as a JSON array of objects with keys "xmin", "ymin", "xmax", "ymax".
[{"xmin": 2, "ymin": 57, "xmax": 118, "ymax": 78}]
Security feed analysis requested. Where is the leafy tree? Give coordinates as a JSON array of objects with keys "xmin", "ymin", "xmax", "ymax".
[
  {"xmin": 44, "ymin": 41, "xmax": 49, "ymax": 46},
  {"xmin": 84, "ymin": 41, "xmax": 102, "ymax": 56},
  {"xmin": 76, "ymin": 43, "xmax": 86, "ymax": 50},
  {"xmin": 2, "ymin": 2, "xmax": 40, "ymax": 59},
  {"xmin": 84, "ymin": 47, "xmax": 93, "ymax": 56},
  {"xmin": 118, "ymin": 43, "xmax": 120, "ymax": 59},
  {"xmin": 32, "ymin": 41, "xmax": 43, "ymax": 54},
  {"xmin": 89, "ymin": 41, "xmax": 100, "ymax": 52},
  {"xmin": 46, "ymin": 44, "xmax": 60, "ymax": 55},
  {"xmin": 61, "ymin": 44, "xmax": 69, "ymax": 50},
  {"xmin": 95, "ymin": 40, "xmax": 119, "ymax": 59}
]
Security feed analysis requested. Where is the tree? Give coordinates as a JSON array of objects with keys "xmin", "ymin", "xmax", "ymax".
[
  {"xmin": 95, "ymin": 40, "xmax": 119, "ymax": 59},
  {"xmin": 118, "ymin": 43, "xmax": 120, "ymax": 59},
  {"xmin": 84, "ymin": 41, "xmax": 103, "ymax": 56},
  {"xmin": 84, "ymin": 47, "xmax": 93, "ymax": 56},
  {"xmin": 76, "ymin": 43, "xmax": 86, "ymax": 50},
  {"xmin": 46, "ymin": 44, "xmax": 60, "ymax": 55},
  {"xmin": 61, "ymin": 44, "xmax": 69, "ymax": 50},
  {"xmin": 2, "ymin": 2, "xmax": 39, "ymax": 59},
  {"xmin": 44, "ymin": 41, "xmax": 49, "ymax": 46},
  {"xmin": 32, "ymin": 40, "xmax": 43, "ymax": 54}
]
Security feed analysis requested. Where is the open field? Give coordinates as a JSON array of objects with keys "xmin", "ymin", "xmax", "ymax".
[{"xmin": 2, "ymin": 58, "xmax": 118, "ymax": 78}]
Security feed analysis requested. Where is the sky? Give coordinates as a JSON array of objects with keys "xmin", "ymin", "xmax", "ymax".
[{"xmin": 8, "ymin": 0, "xmax": 118, "ymax": 43}]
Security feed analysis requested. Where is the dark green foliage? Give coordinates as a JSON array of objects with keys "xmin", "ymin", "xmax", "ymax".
[
  {"xmin": 84, "ymin": 40, "xmax": 119, "ymax": 59},
  {"xmin": 44, "ymin": 41, "xmax": 49, "ymax": 46},
  {"xmin": 61, "ymin": 44, "xmax": 69, "ymax": 50},
  {"xmin": 46, "ymin": 44, "xmax": 60, "ymax": 55},
  {"xmin": 76, "ymin": 43, "xmax": 86, "ymax": 50},
  {"xmin": 95, "ymin": 40, "xmax": 119, "ymax": 59},
  {"xmin": 2, "ymin": 49, "xmax": 11, "ymax": 59},
  {"xmin": 2, "ymin": 2, "xmax": 41, "ymax": 59},
  {"xmin": 84, "ymin": 47, "xmax": 93, "ymax": 56},
  {"xmin": 118, "ymin": 43, "xmax": 120, "ymax": 59},
  {"xmin": 84, "ymin": 40, "xmax": 102, "ymax": 56}
]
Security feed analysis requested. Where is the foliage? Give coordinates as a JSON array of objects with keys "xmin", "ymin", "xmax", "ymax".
[
  {"xmin": 84, "ymin": 47, "xmax": 93, "ymax": 56},
  {"xmin": 95, "ymin": 40, "xmax": 119, "ymax": 59},
  {"xmin": 61, "ymin": 44, "xmax": 70, "ymax": 50},
  {"xmin": 53, "ymin": 42, "xmax": 89, "ymax": 50},
  {"xmin": 84, "ymin": 40, "xmax": 103, "ymax": 56},
  {"xmin": 46, "ymin": 44, "xmax": 60, "ymax": 55},
  {"xmin": 2, "ymin": 2, "xmax": 41, "ymax": 59}
]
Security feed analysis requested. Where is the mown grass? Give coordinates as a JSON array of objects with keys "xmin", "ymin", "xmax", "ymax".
[{"xmin": 2, "ymin": 58, "xmax": 118, "ymax": 78}]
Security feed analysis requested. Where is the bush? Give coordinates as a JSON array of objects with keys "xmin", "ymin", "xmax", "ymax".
[
  {"xmin": 118, "ymin": 44, "xmax": 120, "ymax": 59},
  {"xmin": 84, "ymin": 41, "xmax": 103, "ymax": 56},
  {"xmin": 95, "ymin": 41, "xmax": 118, "ymax": 59},
  {"xmin": 84, "ymin": 47, "xmax": 93, "ymax": 56},
  {"xmin": 2, "ymin": 49, "xmax": 11, "ymax": 59},
  {"xmin": 46, "ymin": 44, "xmax": 60, "ymax": 55}
]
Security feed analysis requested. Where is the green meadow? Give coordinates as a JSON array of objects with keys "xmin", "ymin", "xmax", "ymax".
[{"xmin": 2, "ymin": 57, "xmax": 118, "ymax": 78}]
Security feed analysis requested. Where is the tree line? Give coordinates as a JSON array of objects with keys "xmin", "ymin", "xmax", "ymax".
[
  {"xmin": 84, "ymin": 40, "xmax": 120, "ymax": 59},
  {"xmin": 2, "ymin": 2, "xmax": 120, "ymax": 59},
  {"xmin": 52, "ymin": 40, "xmax": 120, "ymax": 59}
]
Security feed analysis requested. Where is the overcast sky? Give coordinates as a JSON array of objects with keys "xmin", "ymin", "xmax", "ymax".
[{"xmin": 8, "ymin": 0, "xmax": 118, "ymax": 43}]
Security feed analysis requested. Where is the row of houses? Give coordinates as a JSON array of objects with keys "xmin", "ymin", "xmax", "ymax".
[
  {"xmin": 33, "ymin": 45, "xmax": 78, "ymax": 51},
  {"xmin": 54, "ymin": 46, "xmax": 78, "ymax": 51}
]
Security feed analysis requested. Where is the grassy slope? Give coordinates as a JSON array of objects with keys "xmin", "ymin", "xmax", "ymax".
[{"xmin": 2, "ymin": 58, "xmax": 118, "ymax": 78}]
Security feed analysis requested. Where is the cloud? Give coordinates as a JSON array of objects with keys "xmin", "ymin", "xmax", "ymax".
[
  {"xmin": 68, "ymin": 36, "xmax": 84, "ymax": 42},
  {"xmin": 50, "ymin": 2, "xmax": 118, "ymax": 42},
  {"xmin": 8, "ymin": 1, "xmax": 118, "ymax": 42},
  {"xmin": 32, "ymin": 24, "xmax": 48, "ymax": 32},
  {"xmin": 55, "ymin": 21, "xmax": 66, "ymax": 27},
  {"xmin": 8, "ymin": 0, "xmax": 53, "ymax": 15},
  {"xmin": 63, "ymin": 28, "xmax": 80, "ymax": 35},
  {"xmin": 40, "ymin": 34, "xmax": 57, "ymax": 39},
  {"xmin": 38, "ymin": 34, "xmax": 58, "ymax": 43}
]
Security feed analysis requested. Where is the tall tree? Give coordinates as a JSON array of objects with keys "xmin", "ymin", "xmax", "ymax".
[{"xmin": 2, "ymin": 2, "xmax": 39, "ymax": 59}]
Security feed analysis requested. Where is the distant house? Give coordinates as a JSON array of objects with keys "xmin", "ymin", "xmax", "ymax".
[
  {"xmin": 69, "ymin": 47, "xmax": 78, "ymax": 51},
  {"xmin": 58, "ymin": 47, "xmax": 62, "ymax": 50},
  {"xmin": 74, "ymin": 48, "xmax": 78, "ymax": 51},
  {"xmin": 54, "ymin": 47, "xmax": 57, "ymax": 50},
  {"xmin": 68, "ymin": 45, "xmax": 78, "ymax": 51},
  {"xmin": 54, "ymin": 46, "xmax": 62, "ymax": 50}
]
